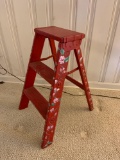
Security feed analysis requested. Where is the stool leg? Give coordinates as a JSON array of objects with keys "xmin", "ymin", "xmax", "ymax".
[
  {"xmin": 49, "ymin": 38, "xmax": 57, "ymax": 62},
  {"xmin": 19, "ymin": 34, "xmax": 45, "ymax": 110},
  {"xmin": 74, "ymin": 48, "xmax": 93, "ymax": 111},
  {"xmin": 41, "ymin": 44, "xmax": 70, "ymax": 148}
]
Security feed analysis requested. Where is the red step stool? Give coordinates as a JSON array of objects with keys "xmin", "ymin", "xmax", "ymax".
[{"xmin": 19, "ymin": 26, "xmax": 93, "ymax": 149}]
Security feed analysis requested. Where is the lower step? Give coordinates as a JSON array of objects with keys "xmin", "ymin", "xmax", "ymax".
[{"xmin": 24, "ymin": 87, "xmax": 48, "ymax": 119}]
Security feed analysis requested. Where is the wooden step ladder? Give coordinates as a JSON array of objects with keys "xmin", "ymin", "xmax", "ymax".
[{"xmin": 19, "ymin": 26, "xmax": 94, "ymax": 149}]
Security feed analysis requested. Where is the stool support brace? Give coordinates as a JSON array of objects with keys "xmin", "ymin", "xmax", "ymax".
[{"xmin": 19, "ymin": 34, "xmax": 45, "ymax": 110}]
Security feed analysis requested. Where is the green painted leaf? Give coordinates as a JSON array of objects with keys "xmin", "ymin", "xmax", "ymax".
[
  {"xmin": 47, "ymin": 141, "xmax": 52, "ymax": 145},
  {"xmin": 60, "ymin": 49, "xmax": 65, "ymax": 55},
  {"xmin": 51, "ymin": 103, "xmax": 55, "ymax": 106},
  {"xmin": 64, "ymin": 57, "xmax": 69, "ymax": 62}
]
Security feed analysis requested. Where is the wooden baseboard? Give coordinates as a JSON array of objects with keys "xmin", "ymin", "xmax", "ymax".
[{"xmin": 0, "ymin": 76, "xmax": 120, "ymax": 90}]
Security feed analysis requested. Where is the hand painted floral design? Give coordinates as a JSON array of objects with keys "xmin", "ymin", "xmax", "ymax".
[
  {"xmin": 53, "ymin": 93, "xmax": 55, "ymax": 96},
  {"xmin": 50, "ymin": 108, "xmax": 54, "ymax": 112},
  {"xmin": 41, "ymin": 39, "xmax": 93, "ymax": 149},
  {"xmin": 47, "ymin": 125, "xmax": 54, "ymax": 131},
  {"xmin": 42, "ymin": 44, "xmax": 72, "ymax": 148},
  {"xmin": 55, "ymin": 80, "xmax": 58, "ymax": 84},
  {"xmin": 53, "ymin": 98, "xmax": 59, "ymax": 103},
  {"xmin": 54, "ymin": 88, "xmax": 60, "ymax": 93},
  {"xmin": 78, "ymin": 49, "xmax": 81, "ymax": 54},
  {"xmin": 54, "ymin": 112, "xmax": 57, "ymax": 116},
  {"xmin": 51, "ymin": 103, "xmax": 55, "ymax": 106},
  {"xmin": 79, "ymin": 57, "xmax": 83, "ymax": 62},
  {"xmin": 54, "ymin": 88, "xmax": 57, "ymax": 92},
  {"xmin": 60, "ymin": 67, "xmax": 66, "ymax": 73},
  {"xmin": 64, "ymin": 56, "xmax": 69, "ymax": 62},
  {"xmin": 59, "ymin": 56, "xmax": 65, "ymax": 64},
  {"xmin": 52, "ymin": 87, "xmax": 60, "ymax": 97},
  {"xmin": 47, "ymin": 141, "xmax": 52, "ymax": 145},
  {"xmin": 60, "ymin": 49, "xmax": 65, "ymax": 55}
]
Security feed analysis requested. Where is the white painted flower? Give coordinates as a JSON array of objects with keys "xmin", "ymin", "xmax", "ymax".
[{"xmin": 59, "ymin": 56, "xmax": 65, "ymax": 64}]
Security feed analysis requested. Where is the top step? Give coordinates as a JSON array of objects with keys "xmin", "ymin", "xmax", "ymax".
[{"xmin": 34, "ymin": 26, "xmax": 85, "ymax": 43}]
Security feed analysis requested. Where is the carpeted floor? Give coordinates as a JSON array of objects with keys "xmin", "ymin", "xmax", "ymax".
[{"xmin": 0, "ymin": 83, "xmax": 120, "ymax": 160}]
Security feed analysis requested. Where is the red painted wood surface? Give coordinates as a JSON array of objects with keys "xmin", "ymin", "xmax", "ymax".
[
  {"xmin": 19, "ymin": 34, "xmax": 45, "ymax": 110},
  {"xmin": 30, "ymin": 61, "xmax": 54, "ymax": 85},
  {"xmin": 24, "ymin": 87, "xmax": 48, "ymax": 119},
  {"xmin": 19, "ymin": 26, "xmax": 94, "ymax": 149},
  {"xmin": 35, "ymin": 26, "xmax": 85, "ymax": 42},
  {"xmin": 74, "ymin": 48, "xmax": 93, "ymax": 111},
  {"xmin": 66, "ymin": 75, "xmax": 84, "ymax": 90},
  {"xmin": 41, "ymin": 43, "xmax": 71, "ymax": 148},
  {"xmin": 48, "ymin": 38, "xmax": 85, "ymax": 90}
]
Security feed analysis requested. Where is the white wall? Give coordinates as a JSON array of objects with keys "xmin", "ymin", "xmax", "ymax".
[{"xmin": 0, "ymin": 0, "xmax": 120, "ymax": 89}]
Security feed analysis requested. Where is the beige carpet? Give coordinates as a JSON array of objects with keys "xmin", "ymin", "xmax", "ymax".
[{"xmin": 0, "ymin": 83, "xmax": 120, "ymax": 160}]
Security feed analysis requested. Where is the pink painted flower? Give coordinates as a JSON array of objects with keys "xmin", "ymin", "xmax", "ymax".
[
  {"xmin": 50, "ymin": 108, "xmax": 54, "ymax": 112},
  {"xmin": 53, "ymin": 98, "xmax": 59, "ymax": 103},
  {"xmin": 54, "ymin": 88, "xmax": 57, "ymax": 92},
  {"xmin": 53, "ymin": 93, "xmax": 55, "ymax": 96},
  {"xmin": 47, "ymin": 126, "xmax": 51, "ymax": 130},
  {"xmin": 54, "ymin": 112, "xmax": 57, "ymax": 116},
  {"xmin": 55, "ymin": 80, "xmax": 58, "ymax": 84},
  {"xmin": 60, "ymin": 67, "xmax": 66, "ymax": 73},
  {"xmin": 59, "ymin": 56, "xmax": 65, "ymax": 64},
  {"xmin": 51, "ymin": 125, "xmax": 53, "ymax": 129},
  {"xmin": 47, "ymin": 125, "xmax": 54, "ymax": 131}
]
